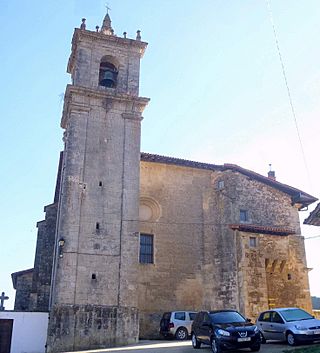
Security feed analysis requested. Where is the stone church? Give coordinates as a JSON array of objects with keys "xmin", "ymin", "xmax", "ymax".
[{"xmin": 11, "ymin": 12, "xmax": 317, "ymax": 352}]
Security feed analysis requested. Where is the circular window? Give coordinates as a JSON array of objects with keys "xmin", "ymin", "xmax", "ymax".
[{"xmin": 139, "ymin": 197, "xmax": 161, "ymax": 222}]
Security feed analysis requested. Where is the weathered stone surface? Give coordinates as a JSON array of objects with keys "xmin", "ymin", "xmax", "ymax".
[
  {"xmin": 236, "ymin": 232, "xmax": 311, "ymax": 319},
  {"xmin": 46, "ymin": 304, "xmax": 138, "ymax": 352},
  {"xmin": 47, "ymin": 20, "xmax": 149, "ymax": 353},
  {"xmin": 12, "ymin": 269, "xmax": 33, "ymax": 311},
  {"xmin": 30, "ymin": 202, "xmax": 57, "ymax": 311},
  {"xmin": 138, "ymin": 162, "xmax": 312, "ymax": 337}
]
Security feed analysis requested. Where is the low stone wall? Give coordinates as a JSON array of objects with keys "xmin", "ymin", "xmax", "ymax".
[{"xmin": 46, "ymin": 304, "xmax": 139, "ymax": 352}]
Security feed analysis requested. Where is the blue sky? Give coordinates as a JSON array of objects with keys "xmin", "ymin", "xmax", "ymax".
[{"xmin": 1, "ymin": 0, "xmax": 320, "ymax": 309}]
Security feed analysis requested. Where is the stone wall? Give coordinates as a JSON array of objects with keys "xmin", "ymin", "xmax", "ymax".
[
  {"xmin": 13, "ymin": 270, "xmax": 33, "ymax": 311},
  {"xmin": 236, "ymin": 232, "xmax": 312, "ymax": 319},
  {"xmin": 313, "ymin": 310, "xmax": 320, "ymax": 319},
  {"xmin": 138, "ymin": 162, "xmax": 311, "ymax": 337},
  {"xmin": 47, "ymin": 305, "xmax": 138, "ymax": 352},
  {"xmin": 138, "ymin": 162, "xmax": 239, "ymax": 337},
  {"xmin": 30, "ymin": 203, "xmax": 58, "ymax": 311}
]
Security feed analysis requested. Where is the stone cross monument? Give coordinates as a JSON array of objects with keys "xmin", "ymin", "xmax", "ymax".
[
  {"xmin": 46, "ymin": 12, "xmax": 149, "ymax": 353},
  {"xmin": 0, "ymin": 292, "xmax": 9, "ymax": 311}
]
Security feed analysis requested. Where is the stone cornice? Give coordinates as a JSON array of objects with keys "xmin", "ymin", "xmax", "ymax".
[
  {"xmin": 61, "ymin": 84, "xmax": 149, "ymax": 128},
  {"xmin": 68, "ymin": 28, "xmax": 148, "ymax": 74},
  {"xmin": 122, "ymin": 112, "xmax": 143, "ymax": 121}
]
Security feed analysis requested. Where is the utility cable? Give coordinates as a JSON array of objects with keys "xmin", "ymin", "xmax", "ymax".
[{"xmin": 266, "ymin": 0, "xmax": 313, "ymax": 191}]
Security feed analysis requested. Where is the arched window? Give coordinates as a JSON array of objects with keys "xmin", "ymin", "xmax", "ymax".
[{"xmin": 99, "ymin": 61, "xmax": 118, "ymax": 88}]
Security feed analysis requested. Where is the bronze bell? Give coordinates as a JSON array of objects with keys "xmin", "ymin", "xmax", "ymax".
[{"xmin": 99, "ymin": 64, "xmax": 117, "ymax": 88}]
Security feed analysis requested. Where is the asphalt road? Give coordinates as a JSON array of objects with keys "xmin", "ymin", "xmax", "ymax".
[{"xmin": 73, "ymin": 340, "xmax": 320, "ymax": 353}]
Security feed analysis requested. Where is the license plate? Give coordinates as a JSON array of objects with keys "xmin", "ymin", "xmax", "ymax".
[
  {"xmin": 238, "ymin": 337, "xmax": 251, "ymax": 342},
  {"xmin": 314, "ymin": 329, "xmax": 320, "ymax": 334}
]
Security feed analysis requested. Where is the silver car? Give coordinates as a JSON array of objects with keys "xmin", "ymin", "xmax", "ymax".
[
  {"xmin": 256, "ymin": 307, "xmax": 320, "ymax": 346},
  {"xmin": 160, "ymin": 311, "xmax": 197, "ymax": 340}
]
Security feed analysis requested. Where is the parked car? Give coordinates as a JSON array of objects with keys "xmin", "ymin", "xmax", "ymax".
[
  {"xmin": 160, "ymin": 311, "xmax": 197, "ymax": 340},
  {"xmin": 191, "ymin": 309, "xmax": 261, "ymax": 352},
  {"xmin": 256, "ymin": 307, "xmax": 320, "ymax": 346}
]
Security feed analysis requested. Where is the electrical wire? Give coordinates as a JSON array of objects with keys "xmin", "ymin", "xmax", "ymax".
[{"xmin": 266, "ymin": 0, "xmax": 313, "ymax": 191}]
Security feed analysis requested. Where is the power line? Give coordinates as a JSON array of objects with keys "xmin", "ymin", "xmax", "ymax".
[{"xmin": 265, "ymin": 0, "xmax": 313, "ymax": 191}]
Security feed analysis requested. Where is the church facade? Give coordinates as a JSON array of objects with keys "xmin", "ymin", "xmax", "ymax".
[{"xmin": 11, "ymin": 13, "xmax": 317, "ymax": 353}]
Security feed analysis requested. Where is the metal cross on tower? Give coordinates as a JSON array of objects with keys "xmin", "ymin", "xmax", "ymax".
[
  {"xmin": 105, "ymin": 3, "xmax": 111, "ymax": 14},
  {"xmin": 0, "ymin": 292, "xmax": 9, "ymax": 311}
]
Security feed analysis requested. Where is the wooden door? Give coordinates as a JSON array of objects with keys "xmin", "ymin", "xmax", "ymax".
[{"xmin": 0, "ymin": 319, "xmax": 13, "ymax": 353}]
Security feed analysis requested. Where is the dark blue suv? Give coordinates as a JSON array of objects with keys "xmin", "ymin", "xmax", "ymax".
[{"xmin": 191, "ymin": 310, "xmax": 261, "ymax": 352}]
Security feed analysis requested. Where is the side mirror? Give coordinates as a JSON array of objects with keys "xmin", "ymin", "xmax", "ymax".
[{"xmin": 246, "ymin": 318, "xmax": 252, "ymax": 323}]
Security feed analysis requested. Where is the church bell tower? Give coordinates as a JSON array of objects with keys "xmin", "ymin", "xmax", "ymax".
[{"xmin": 47, "ymin": 13, "xmax": 149, "ymax": 352}]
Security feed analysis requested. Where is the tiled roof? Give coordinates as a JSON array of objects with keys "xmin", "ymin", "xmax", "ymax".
[
  {"xmin": 141, "ymin": 152, "xmax": 317, "ymax": 209},
  {"xmin": 304, "ymin": 202, "xmax": 320, "ymax": 226},
  {"xmin": 229, "ymin": 224, "xmax": 296, "ymax": 236},
  {"xmin": 141, "ymin": 152, "xmax": 224, "ymax": 171}
]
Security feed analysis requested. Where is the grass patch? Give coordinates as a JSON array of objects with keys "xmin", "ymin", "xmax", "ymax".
[{"xmin": 283, "ymin": 345, "xmax": 320, "ymax": 353}]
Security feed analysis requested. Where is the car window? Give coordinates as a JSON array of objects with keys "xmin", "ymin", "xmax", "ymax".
[
  {"xmin": 197, "ymin": 312, "xmax": 204, "ymax": 324},
  {"xmin": 280, "ymin": 308, "xmax": 314, "ymax": 322},
  {"xmin": 209, "ymin": 311, "xmax": 246, "ymax": 324},
  {"xmin": 174, "ymin": 312, "xmax": 185, "ymax": 321},
  {"xmin": 259, "ymin": 312, "xmax": 271, "ymax": 322},
  {"xmin": 189, "ymin": 312, "xmax": 196, "ymax": 321},
  {"xmin": 272, "ymin": 312, "xmax": 284, "ymax": 324},
  {"xmin": 203, "ymin": 313, "xmax": 211, "ymax": 324}
]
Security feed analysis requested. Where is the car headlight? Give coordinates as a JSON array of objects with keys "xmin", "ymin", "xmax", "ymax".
[
  {"xmin": 216, "ymin": 329, "xmax": 230, "ymax": 337},
  {"xmin": 295, "ymin": 325, "xmax": 308, "ymax": 331}
]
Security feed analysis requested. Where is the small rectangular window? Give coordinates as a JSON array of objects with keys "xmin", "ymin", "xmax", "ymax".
[
  {"xmin": 139, "ymin": 233, "xmax": 154, "ymax": 264},
  {"xmin": 174, "ymin": 312, "xmax": 186, "ymax": 321},
  {"xmin": 240, "ymin": 209, "xmax": 248, "ymax": 222},
  {"xmin": 249, "ymin": 237, "xmax": 257, "ymax": 247}
]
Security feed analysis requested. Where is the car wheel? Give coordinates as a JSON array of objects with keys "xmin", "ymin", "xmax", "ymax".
[
  {"xmin": 250, "ymin": 343, "xmax": 261, "ymax": 352},
  {"xmin": 286, "ymin": 332, "xmax": 297, "ymax": 346},
  {"xmin": 211, "ymin": 338, "xmax": 222, "ymax": 353},
  {"xmin": 175, "ymin": 327, "xmax": 188, "ymax": 340},
  {"xmin": 191, "ymin": 333, "xmax": 201, "ymax": 349}
]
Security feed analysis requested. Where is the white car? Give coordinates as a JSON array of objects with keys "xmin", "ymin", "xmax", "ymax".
[
  {"xmin": 256, "ymin": 307, "xmax": 320, "ymax": 346},
  {"xmin": 160, "ymin": 311, "xmax": 197, "ymax": 340}
]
